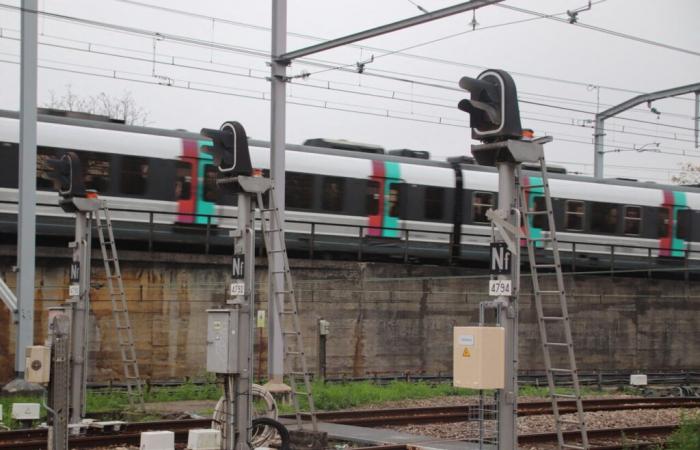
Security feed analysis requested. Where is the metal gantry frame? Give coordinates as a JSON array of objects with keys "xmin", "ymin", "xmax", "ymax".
[
  {"xmin": 266, "ymin": 0, "xmax": 505, "ymax": 390},
  {"xmin": 593, "ymin": 82, "xmax": 700, "ymax": 178}
]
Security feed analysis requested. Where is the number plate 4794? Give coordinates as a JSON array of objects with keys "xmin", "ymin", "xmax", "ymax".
[{"xmin": 489, "ymin": 279, "xmax": 512, "ymax": 296}]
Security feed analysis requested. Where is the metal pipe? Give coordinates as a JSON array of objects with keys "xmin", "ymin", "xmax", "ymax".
[
  {"xmin": 16, "ymin": 0, "xmax": 38, "ymax": 376},
  {"xmin": 268, "ymin": 0, "xmax": 287, "ymax": 385},
  {"xmin": 495, "ymin": 162, "xmax": 517, "ymax": 450},
  {"xmin": 276, "ymin": 0, "xmax": 503, "ymax": 63}
]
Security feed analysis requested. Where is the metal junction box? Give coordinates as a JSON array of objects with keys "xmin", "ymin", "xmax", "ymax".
[
  {"xmin": 453, "ymin": 326, "xmax": 505, "ymax": 389},
  {"xmin": 206, "ymin": 309, "xmax": 239, "ymax": 374}
]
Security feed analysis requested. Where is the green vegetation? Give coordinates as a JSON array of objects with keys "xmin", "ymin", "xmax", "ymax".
[
  {"xmin": 295, "ymin": 380, "xmax": 477, "ymax": 412},
  {"xmin": 662, "ymin": 413, "xmax": 700, "ymax": 450},
  {"xmin": 0, "ymin": 380, "xmax": 620, "ymax": 428}
]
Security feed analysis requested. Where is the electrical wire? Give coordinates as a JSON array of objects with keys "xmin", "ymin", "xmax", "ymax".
[
  {"xmin": 495, "ymin": 3, "xmax": 700, "ymax": 58},
  {"xmin": 110, "ymin": 0, "xmax": 696, "ymax": 100}
]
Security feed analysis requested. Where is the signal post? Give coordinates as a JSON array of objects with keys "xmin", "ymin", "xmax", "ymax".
[
  {"xmin": 457, "ymin": 69, "xmax": 549, "ymax": 450},
  {"xmin": 42, "ymin": 152, "xmax": 99, "ymax": 442},
  {"xmin": 201, "ymin": 121, "xmax": 262, "ymax": 450}
]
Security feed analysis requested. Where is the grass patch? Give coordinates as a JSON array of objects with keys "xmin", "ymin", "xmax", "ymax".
[
  {"xmin": 289, "ymin": 380, "xmax": 477, "ymax": 412},
  {"xmin": 663, "ymin": 412, "xmax": 700, "ymax": 450}
]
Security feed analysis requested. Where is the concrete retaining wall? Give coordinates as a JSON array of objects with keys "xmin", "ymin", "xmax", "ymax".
[{"xmin": 1, "ymin": 246, "xmax": 698, "ymax": 383}]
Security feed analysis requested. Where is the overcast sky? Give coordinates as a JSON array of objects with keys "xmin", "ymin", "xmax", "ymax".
[{"xmin": 0, "ymin": 0, "xmax": 699, "ymax": 183}]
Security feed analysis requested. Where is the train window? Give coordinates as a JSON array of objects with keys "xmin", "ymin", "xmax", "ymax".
[
  {"xmin": 322, "ymin": 177, "xmax": 345, "ymax": 212},
  {"xmin": 623, "ymin": 206, "xmax": 642, "ymax": 235},
  {"xmin": 366, "ymin": 180, "xmax": 380, "ymax": 215},
  {"xmin": 424, "ymin": 187, "xmax": 444, "ymax": 220},
  {"xmin": 677, "ymin": 209, "xmax": 691, "ymax": 240},
  {"xmin": 36, "ymin": 147, "xmax": 58, "ymax": 190},
  {"xmin": 531, "ymin": 197, "xmax": 549, "ymax": 230},
  {"xmin": 120, "ymin": 157, "xmax": 148, "ymax": 195},
  {"xmin": 175, "ymin": 161, "xmax": 192, "ymax": 200},
  {"xmin": 590, "ymin": 202, "xmax": 618, "ymax": 234},
  {"xmin": 387, "ymin": 183, "xmax": 401, "ymax": 217},
  {"xmin": 565, "ymin": 200, "xmax": 584, "ymax": 231},
  {"xmin": 202, "ymin": 165, "xmax": 219, "ymax": 203},
  {"xmin": 657, "ymin": 208, "xmax": 670, "ymax": 238},
  {"xmin": 80, "ymin": 152, "xmax": 110, "ymax": 193},
  {"xmin": 287, "ymin": 173, "xmax": 313, "ymax": 209},
  {"xmin": 472, "ymin": 191, "xmax": 493, "ymax": 223}
]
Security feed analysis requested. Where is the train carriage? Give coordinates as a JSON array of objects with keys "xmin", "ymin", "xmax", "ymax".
[{"xmin": 0, "ymin": 108, "xmax": 698, "ymax": 272}]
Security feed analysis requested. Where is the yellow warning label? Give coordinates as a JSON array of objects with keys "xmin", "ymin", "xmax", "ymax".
[{"xmin": 462, "ymin": 348, "xmax": 471, "ymax": 358}]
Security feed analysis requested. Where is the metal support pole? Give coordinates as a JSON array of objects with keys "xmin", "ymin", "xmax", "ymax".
[
  {"xmin": 15, "ymin": 0, "xmax": 38, "ymax": 376},
  {"xmin": 593, "ymin": 117, "xmax": 605, "ymax": 179},
  {"xmin": 268, "ymin": 0, "xmax": 287, "ymax": 387},
  {"xmin": 48, "ymin": 309, "xmax": 71, "ymax": 450},
  {"xmin": 69, "ymin": 210, "xmax": 91, "ymax": 424},
  {"xmin": 495, "ymin": 162, "xmax": 518, "ymax": 450},
  {"xmin": 695, "ymin": 92, "xmax": 699, "ymax": 148},
  {"xmin": 224, "ymin": 191, "xmax": 255, "ymax": 450}
]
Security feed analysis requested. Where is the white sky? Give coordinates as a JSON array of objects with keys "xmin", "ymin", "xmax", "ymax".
[{"xmin": 0, "ymin": 0, "xmax": 699, "ymax": 183}]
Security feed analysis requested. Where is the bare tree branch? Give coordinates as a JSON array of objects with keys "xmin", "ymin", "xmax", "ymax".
[{"xmin": 42, "ymin": 85, "xmax": 151, "ymax": 126}]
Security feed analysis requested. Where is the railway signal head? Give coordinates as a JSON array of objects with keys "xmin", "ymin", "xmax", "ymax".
[
  {"xmin": 458, "ymin": 69, "xmax": 522, "ymax": 143},
  {"xmin": 200, "ymin": 121, "xmax": 252, "ymax": 176},
  {"xmin": 46, "ymin": 151, "xmax": 85, "ymax": 198}
]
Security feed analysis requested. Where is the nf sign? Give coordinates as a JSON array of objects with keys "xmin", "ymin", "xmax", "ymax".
[
  {"xmin": 69, "ymin": 262, "xmax": 80, "ymax": 283},
  {"xmin": 232, "ymin": 255, "xmax": 244, "ymax": 279},
  {"xmin": 490, "ymin": 242, "xmax": 511, "ymax": 275}
]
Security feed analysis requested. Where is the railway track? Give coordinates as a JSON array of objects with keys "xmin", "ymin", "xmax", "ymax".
[
  {"xmin": 289, "ymin": 396, "xmax": 700, "ymax": 427},
  {"xmin": 0, "ymin": 397, "xmax": 695, "ymax": 449},
  {"xmin": 351, "ymin": 424, "xmax": 678, "ymax": 450}
]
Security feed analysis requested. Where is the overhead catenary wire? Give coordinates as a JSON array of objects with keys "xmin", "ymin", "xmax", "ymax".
[
  {"xmin": 110, "ymin": 0, "xmax": 696, "ymax": 101},
  {"xmin": 1, "ymin": 7, "xmax": 695, "ymax": 124},
  {"xmin": 0, "ymin": 48, "xmax": 695, "ymax": 152}
]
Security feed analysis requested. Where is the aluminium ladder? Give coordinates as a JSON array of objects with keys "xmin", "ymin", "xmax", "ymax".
[
  {"xmin": 95, "ymin": 202, "xmax": 145, "ymax": 410},
  {"xmin": 519, "ymin": 158, "xmax": 589, "ymax": 450},
  {"xmin": 257, "ymin": 186, "xmax": 318, "ymax": 431}
]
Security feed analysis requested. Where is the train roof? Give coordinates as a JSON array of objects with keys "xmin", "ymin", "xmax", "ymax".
[{"xmin": 0, "ymin": 108, "xmax": 698, "ymax": 195}]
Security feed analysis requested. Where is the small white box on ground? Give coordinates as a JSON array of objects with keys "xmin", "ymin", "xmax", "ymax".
[
  {"xmin": 630, "ymin": 374, "xmax": 648, "ymax": 386},
  {"xmin": 187, "ymin": 429, "xmax": 221, "ymax": 450},
  {"xmin": 11, "ymin": 403, "xmax": 40, "ymax": 420},
  {"xmin": 453, "ymin": 326, "xmax": 505, "ymax": 389},
  {"xmin": 140, "ymin": 430, "xmax": 174, "ymax": 450}
]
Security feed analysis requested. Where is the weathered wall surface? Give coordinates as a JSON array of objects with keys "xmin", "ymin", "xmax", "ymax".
[{"xmin": 1, "ymin": 246, "xmax": 699, "ymax": 384}]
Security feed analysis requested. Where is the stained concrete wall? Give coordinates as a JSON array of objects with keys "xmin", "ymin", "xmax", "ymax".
[{"xmin": 1, "ymin": 245, "xmax": 699, "ymax": 384}]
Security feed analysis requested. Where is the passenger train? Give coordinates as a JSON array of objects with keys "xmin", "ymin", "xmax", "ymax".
[{"xmin": 0, "ymin": 109, "xmax": 698, "ymax": 271}]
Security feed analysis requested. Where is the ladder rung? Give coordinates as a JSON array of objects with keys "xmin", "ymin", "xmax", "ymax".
[
  {"xmin": 542, "ymin": 316, "xmax": 566, "ymax": 321},
  {"xmin": 562, "ymin": 444, "xmax": 586, "ymax": 449},
  {"xmin": 283, "ymin": 331, "xmax": 299, "ymax": 335},
  {"xmin": 549, "ymin": 368, "xmax": 574, "ymax": 373},
  {"xmin": 523, "ymin": 210, "xmax": 548, "ymax": 216},
  {"xmin": 268, "ymin": 249, "xmax": 286, "ymax": 253},
  {"xmin": 280, "ymin": 310, "xmax": 297, "ymax": 315},
  {"xmin": 552, "ymin": 393, "xmax": 578, "ymax": 399},
  {"xmin": 544, "ymin": 342, "xmax": 570, "ymax": 347},
  {"xmin": 274, "ymin": 290, "xmax": 293, "ymax": 295},
  {"xmin": 524, "ymin": 184, "xmax": 546, "ymax": 189},
  {"xmin": 267, "ymin": 228, "xmax": 282, "ymax": 233},
  {"xmin": 537, "ymin": 290, "xmax": 562, "ymax": 295},
  {"xmin": 534, "ymin": 264, "xmax": 557, "ymax": 269},
  {"xmin": 271, "ymin": 270, "xmax": 287, "ymax": 274},
  {"xmin": 557, "ymin": 417, "xmax": 583, "ymax": 425},
  {"xmin": 530, "ymin": 237, "xmax": 553, "ymax": 242},
  {"xmin": 287, "ymin": 351, "xmax": 303, "ymax": 355}
]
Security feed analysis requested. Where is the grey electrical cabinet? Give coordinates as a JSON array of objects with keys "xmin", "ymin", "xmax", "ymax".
[{"xmin": 206, "ymin": 309, "xmax": 239, "ymax": 374}]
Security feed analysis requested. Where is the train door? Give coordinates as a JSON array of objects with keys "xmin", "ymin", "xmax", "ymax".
[
  {"xmin": 659, "ymin": 190, "xmax": 688, "ymax": 257},
  {"xmin": 521, "ymin": 174, "xmax": 546, "ymax": 247},
  {"xmin": 367, "ymin": 160, "xmax": 401, "ymax": 238},
  {"xmin": 176, "ymin": 139, "xmax": 217, "ymax": 224}
]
